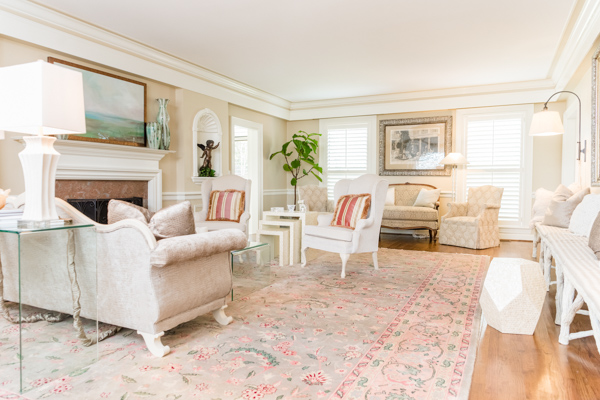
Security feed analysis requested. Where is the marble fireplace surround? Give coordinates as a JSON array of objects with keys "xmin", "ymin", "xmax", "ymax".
[{"xmin": 53, "ymin": 139, "xmax": 173, "ymax": 212}]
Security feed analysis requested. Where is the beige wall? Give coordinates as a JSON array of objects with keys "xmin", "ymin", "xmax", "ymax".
[{"xmin": 0, "ymin": 36, "xmax": 177, "ymax": 195}]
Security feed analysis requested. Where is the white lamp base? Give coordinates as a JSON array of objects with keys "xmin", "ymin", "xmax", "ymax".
[{"xmin": 18, "ymin": 135, "xmax": 60, "ymax": 222}]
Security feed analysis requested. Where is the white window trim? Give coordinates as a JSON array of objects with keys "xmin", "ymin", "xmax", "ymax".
[
  {"xmin": 456, "ymin": 105, "xmax": 533, "ymax": 238},
  {"xmin": 318, "ymin": 115, "xmax": 377, "ymax": 188}
]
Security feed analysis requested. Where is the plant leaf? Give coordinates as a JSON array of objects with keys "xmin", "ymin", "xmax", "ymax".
[
  {"xmin": 283, "ymin": 164, "xmax": 292, "ymax": 172},
  {"xmin": 291, "ymin": 178, "xmax": 297, "ymax": 186},
  {"xmin": 291, "ymin": 159, "xmax": 301, "ymax": 169}
]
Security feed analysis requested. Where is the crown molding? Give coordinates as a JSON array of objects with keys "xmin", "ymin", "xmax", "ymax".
[
  {"xmin": 0, "ymin": 0, "xmax": 291, "ymax": 119},
  {"xmin": 1, "ymin": 0, "xmax": 598, "ymax": 122},
  {"xmin": 551, "ymin": 0, "xmax": 600, "ymax": 91},
  {"xmin": 289, "ymin": 80, "xmax": 557, "ymax": 120}
]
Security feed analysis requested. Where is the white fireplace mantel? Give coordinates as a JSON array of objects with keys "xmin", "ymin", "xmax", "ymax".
[{"xmin": 17, "ymin": 138, "xmax": 174, "ymax": 212}]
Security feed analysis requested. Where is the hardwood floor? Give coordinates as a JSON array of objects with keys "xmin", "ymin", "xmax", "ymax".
[{"xmin": 379, "ymin": 234, "xmax": 600, "ymax": 400}]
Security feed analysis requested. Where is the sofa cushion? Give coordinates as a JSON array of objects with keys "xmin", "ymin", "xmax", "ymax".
[
  {"xmin": 331, "ymin": 193, "xmax": 371, "ymax": 229},
  {"xmin": 304, "ymin": 225, "xmax": 354, "ymax": 242},
  {"xmin": 107, "ymin": 199, "xmax": 151, "ymax": 225},
  {"xmin": 383, "ymin": 205, "xmax": 438, "ymax": 221},
  {"xmin": 149, "ymin": 201, "xmax": 196, "ymax": 240},
  {"xmin": 413, "ymin": 188, "xmax": 441, "ymax": 208},
  {"xmin": 207, "ymin": 190, "xmax": 245, "ymax": 222}
]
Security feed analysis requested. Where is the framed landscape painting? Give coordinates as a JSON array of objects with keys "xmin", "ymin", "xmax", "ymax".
[
  {"xmin": 379, "ymin": 116, "xmax": 452, "ymax": 176},
  {"xmin": 48, "ymin": 57, "xmax": 146, "ymax": 147}
]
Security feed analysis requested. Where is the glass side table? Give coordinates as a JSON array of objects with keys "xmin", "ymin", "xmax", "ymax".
[
  {"xmin": 0, "ymin": 223, "xmax": 97, "ymax": 394},
  {"xmin": 230, "ymin": 242, "xmax": 271, "ymax": 301}
]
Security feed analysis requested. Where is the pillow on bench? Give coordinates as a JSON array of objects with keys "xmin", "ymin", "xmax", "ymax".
[
  {"xmin": 588, "ymin": 213, "xmax": 600, "ymax": 260},
  {"xmin": 569, "ymin": 194, "xmax": 600, "ymax": 237},
  {"xmin": 542, "ymin": 186, "xmax": 590, "ymax": 228}
]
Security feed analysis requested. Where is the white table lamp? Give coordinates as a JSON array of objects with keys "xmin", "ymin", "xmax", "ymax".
[
  {"xmin": 0, "ymin": 60, "xmax": 86, "ymax": 223},
  {"xmin": 440, "ymin": 152, "xmax": 468, "ymax": 202}
]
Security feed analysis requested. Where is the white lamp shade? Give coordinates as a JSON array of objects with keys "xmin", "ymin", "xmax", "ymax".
[
  {"xmin": 0, "ymin": 60, "xmax": 86, "ymax": 136},
  {"xmin": 529, "ymin": 109, "xmax": 564, "ymax": 136},
  {"xmin": 440, "ymin": 152, "xmax": 468, "ymax": 166}
]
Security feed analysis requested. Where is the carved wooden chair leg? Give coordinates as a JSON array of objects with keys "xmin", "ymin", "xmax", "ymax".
[
  {"xmin": 138, "ymin": 331, "xmax": 170, "ymax": 357},
  {"xmin": 428, "ymin": 229, "xmax": 433, "ymax": 241},
  {"xmin": 433, "ymin": 229, "xmax": 438, "ymax": 241}
]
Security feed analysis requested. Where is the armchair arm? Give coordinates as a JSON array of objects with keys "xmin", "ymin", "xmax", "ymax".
[
  {"xmin": 317, "ymin": 213, "xmax": 334, "ymax": 226},
  {"xmin": 239, "ymin": 211, "xmax": 250, "ymax": 226},
  {"xmin": 478, "ymin": 204, "xmax": 501, "ymax": 223},
  {"xmin": 441, "ymin": 202, "xmax": 468, "ymax": 222},
  {"xmin": 150, "ymin": 229, "xmax": 247, "ymax": 268},
  {"xmin": 354, "ymin": 217, "xmax": 374, "ymax": 232},
  {"xmin": 96, "ymin": 219, "xmax": 158, "ymax": 250}
]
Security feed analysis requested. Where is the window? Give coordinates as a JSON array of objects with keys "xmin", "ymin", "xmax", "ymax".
[
  {"xmin": 457, "ymin": 105, "xmax": 533, "ymax": 228},
  {"xmin": 319, "ymin": 116, "xmax": 377, "ymax": 198}
]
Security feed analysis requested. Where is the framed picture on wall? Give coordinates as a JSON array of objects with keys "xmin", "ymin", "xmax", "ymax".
[
  {"xmin": 48, "ymin": 57, "xmax": 147, "ymax": 147},
  {"xmin": 379, "ymin": 116, "xmax": 452, "ymax": 176}
]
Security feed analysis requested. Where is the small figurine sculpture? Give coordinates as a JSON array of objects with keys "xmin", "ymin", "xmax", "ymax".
[{"xmin": 197, "ymin": 140, "xmax": 220, "ymax": 171}]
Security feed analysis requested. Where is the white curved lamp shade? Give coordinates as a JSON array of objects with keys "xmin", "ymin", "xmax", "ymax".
[
  {"xmin": 440, "ymin": 152, "xmax": 468, "ymax": 166},
  {"xmin": 529, "ymin": 109, "xmax": 564, "ymax": 136},
  {"xmin": 0, "ymin": 60, "xmax": 86, "ymax": 136}
]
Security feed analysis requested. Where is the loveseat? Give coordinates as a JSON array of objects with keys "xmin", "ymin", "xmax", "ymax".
[
  {"xmin": 380, "ymin": 183, "xmax": 440, "ymax": 240},
  {"xmin": 0, "ymin": 198, "xmax": 247, "ymax": 357}
]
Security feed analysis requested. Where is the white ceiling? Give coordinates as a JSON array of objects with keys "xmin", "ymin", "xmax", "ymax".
[{"xmin": 34, "ymin": 0, "xmax": 576, "ymax": 103}]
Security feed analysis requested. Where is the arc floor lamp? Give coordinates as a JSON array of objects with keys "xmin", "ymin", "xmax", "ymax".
[{"xmin": 529, "ymin": 90, "xmax": 586, "ymax": 161}]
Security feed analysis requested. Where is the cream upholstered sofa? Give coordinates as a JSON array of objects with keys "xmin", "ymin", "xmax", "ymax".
[
  {"xmin": 195, "ymin": 174, "xmax": 251, "ymax": 236},
  {"xmin": 301, "ymin": 174, "xmax": 389, "ymax": 278},
  {"xmin": 439, "ymin": 185, "xmax": 503, "ymax": 249},
  {"xmin": 0, "ymin": 198, "xmax": 247, "ymax": 357},
  {"xmin": 381, "ymin": 183, "xmax": 440, "ymax": 240}
]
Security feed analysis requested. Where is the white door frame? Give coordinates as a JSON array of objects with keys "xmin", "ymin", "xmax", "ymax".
[{"xmin": 231, "ymin": 117, "xmax": 263, "ymax": 236}]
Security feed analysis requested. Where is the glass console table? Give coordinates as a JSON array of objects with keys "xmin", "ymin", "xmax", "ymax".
[
  {"xmin": 0, "ymin": 223, "xmax": 97, "ymax": 394},
  {"xmin": 230, "ymin": 242, "xmax": 271, "ymax": 301}
]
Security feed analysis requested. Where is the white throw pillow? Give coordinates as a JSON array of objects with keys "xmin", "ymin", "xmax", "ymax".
[
  {"xmin": 385, "ymin": 187, "xmax": 395, "ymax": 206},
  {"xmin": 413, "ymin": 188, "xmax": 441, "ymax": 208},
  {"xmin": 569, "ymin": 194, "xmax": 600, "ymax": 237},
  {"xmin": 542, "ymin": 188, "xmax": 590, "ymax": 228},
  {"xmin": 529, "ymin": 187, "xmax": 553, "ymax": 229}
]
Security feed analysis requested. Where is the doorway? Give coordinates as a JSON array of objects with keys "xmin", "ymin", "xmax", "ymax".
[{"xmin": 231, "ymin": 117, "xmax": 263, "ymax": 236}]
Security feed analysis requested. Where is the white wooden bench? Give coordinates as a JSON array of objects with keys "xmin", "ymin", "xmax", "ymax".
[{"xmin": 532, "ymin": 220, "xmax": 600, "ymax": 353}]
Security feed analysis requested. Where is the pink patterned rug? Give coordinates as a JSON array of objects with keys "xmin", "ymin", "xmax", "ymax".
[{"xmin": 0, "ymin": 248, "xmax": 488, "ymax": 400}]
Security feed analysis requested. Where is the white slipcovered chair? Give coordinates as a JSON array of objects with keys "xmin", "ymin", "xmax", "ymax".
[
  {"xmin": 195, "ymin": 174, "xmax": 251, "ymax": 237},
  {"xmin": 301, "ymin": 174, "xmax": 389, "ymax": 278},
  {"xmin": 439, "ymin": 185, "xmax": 504, "ymax": 249}
]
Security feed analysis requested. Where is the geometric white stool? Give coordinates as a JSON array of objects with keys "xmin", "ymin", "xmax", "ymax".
[
  {"xmin": 257, "ymin": 226, "xmax": 290, "ymax": 267},
  {"xmin": 479, "ymin": 257, "xmax": 546, "ymax": 335}
]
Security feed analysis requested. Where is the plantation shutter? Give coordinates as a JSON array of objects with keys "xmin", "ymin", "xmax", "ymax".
[
  {"xmin": 326, "ymin": 124, "xmax": 369, "ymax": 198},
  {"xmin": 465, "ymin": 116, "xmax": 524, "ymax": 223}
]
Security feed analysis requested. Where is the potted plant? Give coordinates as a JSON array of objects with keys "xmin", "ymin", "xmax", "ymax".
[{"xmin": 269, "ymin": 131, "xmax": 322, "ymax": 205}]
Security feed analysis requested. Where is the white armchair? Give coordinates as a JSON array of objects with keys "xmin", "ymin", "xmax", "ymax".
[
  {"xmin": 439, "ymin": 185, "xmax": 504, "ymax": 249},
  {"xmin": 195, "ymin": 174, "xmax": 251, "ymax": 237},
  {"xmin": 301, "ymin": 174, "xmax": 389, "ymax": 278}
]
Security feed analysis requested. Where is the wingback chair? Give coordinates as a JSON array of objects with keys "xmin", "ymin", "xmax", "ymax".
[
  {"xmin": 195, "ymin": 174, "xmax": 251, "ymax": 237},
  {"xmin": 439, "ymin": 185, "xmax": 504, "ymax": 249},
  {"xmin": 297, "ymin": 184, "xmax": 335, "ymax": 225},
  {"xmin": 301, "ymin": 174, "xmax": 389, "ymax": 278}
]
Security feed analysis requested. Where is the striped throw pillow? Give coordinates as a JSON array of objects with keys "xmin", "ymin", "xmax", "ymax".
[
  {"xmin": 206, "ymin": 190, "xmax": 245, "ymax": 222},
  {"xmin": 331, "ymin": 194, "xmax": 371, "ymax": 229}
]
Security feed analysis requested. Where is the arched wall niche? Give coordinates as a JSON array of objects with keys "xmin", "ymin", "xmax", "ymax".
[{"xmin": 192, "ymin": 108, "xmax": 223, "ymax": 182}]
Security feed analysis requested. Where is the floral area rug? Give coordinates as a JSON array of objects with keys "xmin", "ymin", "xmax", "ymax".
[{"xmin": 0, "ymin": 248, "xmax": 489, "ymax": 400}]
